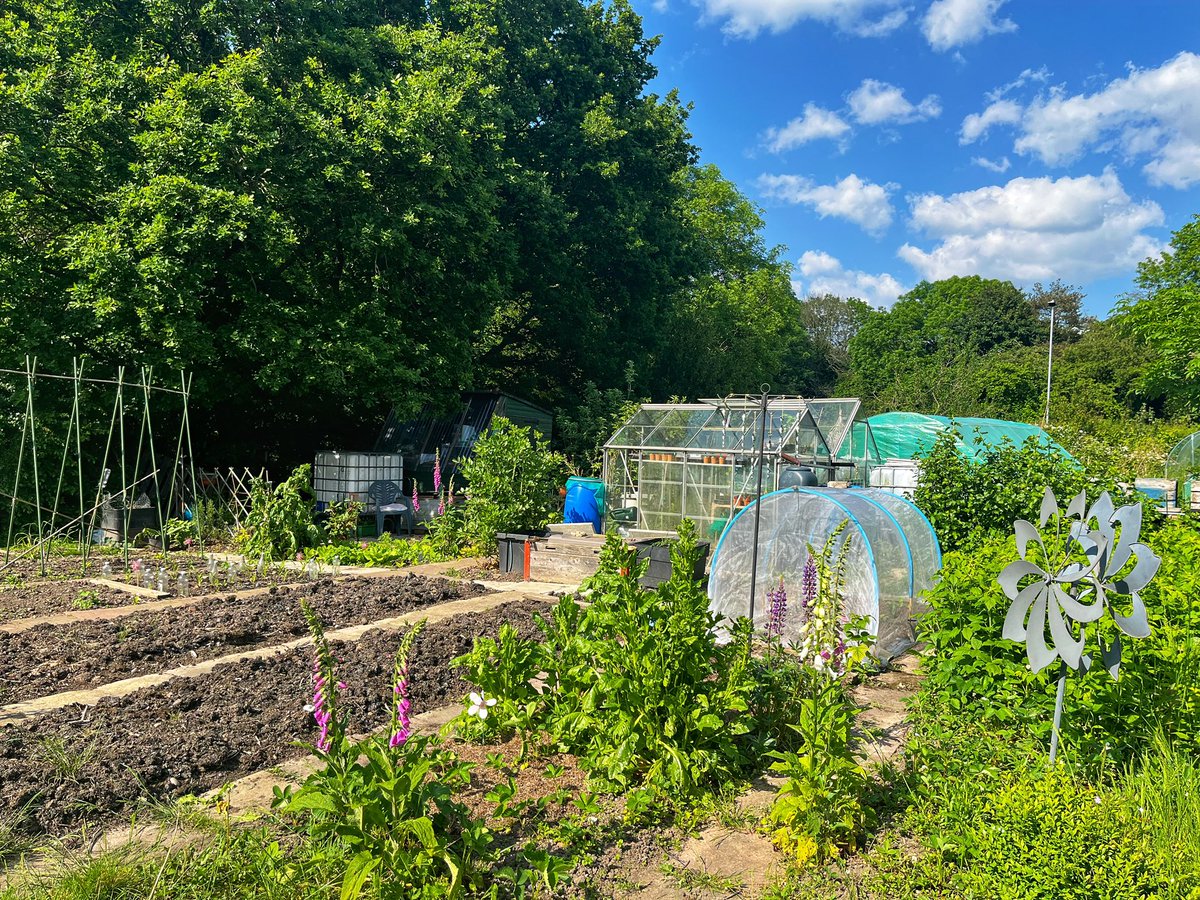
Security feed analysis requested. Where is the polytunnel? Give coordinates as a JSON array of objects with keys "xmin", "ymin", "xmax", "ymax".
[{"xmin": 707, "ymin": 487, "xmax": 942, "ymax": 661}]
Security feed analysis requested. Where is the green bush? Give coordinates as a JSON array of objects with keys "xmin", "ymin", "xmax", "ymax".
[
  {"xmin": 454, "ymin": 521, "xmax": 758, "ymax": 799},
  {"xmin": 460, "ymin": 418, "xmax": 567, "ymax": 552},
  {"xmin": 235, "ymin": 465, "xmax": 322, "ymax": 561},
  {"xmin": 945, "ymin": 765, "xmax": 1179, "ymax": 899},
  {"xmin": 914, "ymin": 429, "xmax": 1111, "ymax": 553},
  {"xmin": 918, "ymin": 518, "xmax": 1200, "ymax": 767}
]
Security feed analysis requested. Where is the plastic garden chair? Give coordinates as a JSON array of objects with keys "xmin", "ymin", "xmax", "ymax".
[{"xmin": 366, "ymin": 480, "xmax": 413, "ymax": 536}]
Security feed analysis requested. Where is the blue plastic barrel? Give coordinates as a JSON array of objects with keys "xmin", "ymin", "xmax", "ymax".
[
  {"xmin": 564, "ymin": 485, "xmax": 602, "ymax": 533},
  {"xmin": 565, "ymin": 476, "xmax": 605, "ymax": 515}
]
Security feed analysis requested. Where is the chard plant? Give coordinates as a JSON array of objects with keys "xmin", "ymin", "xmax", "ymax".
[{"xmin": 453, "ymin": 520, "xmax": 759, "ymax": 802}]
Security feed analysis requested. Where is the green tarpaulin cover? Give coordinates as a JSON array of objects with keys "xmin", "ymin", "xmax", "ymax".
[{"xmin": 867, "ymin": 412, "xmax": 1073, "ymax": 462}]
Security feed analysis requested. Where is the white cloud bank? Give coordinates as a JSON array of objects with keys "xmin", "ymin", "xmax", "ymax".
[
  {"xmin": 694, "ymin": 0, "xmax": 906, "ymax": 39},
  {"xmin": 960, "ymin": 52, "xmax": 1200, "ymax": 188},
  {"xmin": 793, "ymin": 251, "xmax": 907, "ymax": 307},
  {"xmin": 763, "ymin": 104, "xmax": 850, "ymax": 153},
  {"xmin": 759, "ymin": 173, "xmax": 895, "ymax": 235},
  {"xmin": 923, "ymin": 0, "xmax": 1016, "ymax": 51},
  {"xmin": 848, "ymin": 79, "xmax": 942, "ymax": 124},
  {"xmin": 898, "ymin": 169, "xmax": 1164, "ymax": 282}
]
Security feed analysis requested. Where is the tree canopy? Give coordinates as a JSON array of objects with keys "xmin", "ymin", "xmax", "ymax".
[{"xmin": 1, "ymin": 0, "xmax": 804, "ymax": 463}]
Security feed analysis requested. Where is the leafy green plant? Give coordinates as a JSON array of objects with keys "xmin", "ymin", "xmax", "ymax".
[
  {"xmin": 454, "ymin": 521, "xmax": 758, "ymax": 800},
  {"xmin": 276, "ymin": 609, "xmax": 491, "ymax": 899},
  {"xmin": 763, "ymin": 676, "xmax": 873, "ymax": 866},
  {"xmin": 918, "ymin": 518, "xmax": 1200, "ymax": 768},
  {"xmin": 460, "ymin": 417, "xmax": 567, "ymax": 552},
  {"xmin": 70, "ymin": 589, "xmax": 99, "ymax": 610},
  {"xmin": 914, "ymin": 428, "xmax": 1131, "ymax": 553},
  {"xmin": 235, "ymin": 466, "xmax": 322, "ymax": 561},
  {"xmin": 306, "ymin": 533, "xmax": 454, "ymax": 568},
  {"xmin": 323, "ymin": 499, "xmax": 362, "ymax": 542}
]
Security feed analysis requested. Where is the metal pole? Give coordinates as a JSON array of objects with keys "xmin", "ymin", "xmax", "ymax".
[
  {"xmin": 748, "ymin": 385, "xmax": 770, "ymax": 627},
  {"xmin": 1049, "ymin": 665, "xmax": 1067, "ymax": 763},
  {"xmin": 1044, "ymin": 300, "xmax": 1057, "ymax": 427}
]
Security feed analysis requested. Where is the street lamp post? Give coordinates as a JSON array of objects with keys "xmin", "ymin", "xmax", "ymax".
[{"xmin": 1044, "ymin": 300, "xmax": 1057, "ymax": 427}]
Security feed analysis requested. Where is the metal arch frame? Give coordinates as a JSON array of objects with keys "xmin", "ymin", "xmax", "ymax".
[{"xmin": 709, "ymin": 486, "xmax": 882, "ymax": 635}]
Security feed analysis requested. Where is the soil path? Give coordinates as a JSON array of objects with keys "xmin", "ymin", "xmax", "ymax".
[{"xmin": 0, "ymin": 590, "xmax": 533, "ymax": 727}]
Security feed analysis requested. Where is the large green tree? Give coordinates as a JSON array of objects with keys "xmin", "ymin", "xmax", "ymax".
[
  {"xmin": 844, "ymin": 275, "xmax": 1041, "ymax": 412},
  {"xmin": 1118, "ymin": 214, "xmax": 1200, "ymax": 416},
  {"xmin": 2, "ymin": 0, "xmax": 516, "ymax": 460}
]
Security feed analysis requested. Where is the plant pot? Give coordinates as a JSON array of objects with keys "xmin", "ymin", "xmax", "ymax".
[{"xmin": 630, "ymin": 538, "xmax": 710, "ymax": 588}]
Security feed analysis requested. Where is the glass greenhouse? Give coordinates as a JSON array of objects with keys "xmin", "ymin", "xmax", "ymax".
[
  {"xmin": 601, "ymin": 397, "xmax": 879, "ymax": 540},
  {"xmin": 707, "ymin": 487, "xmax": 942, "ymax": 660},
  {"xmin": 1166, "ymin": 431, "xmax": 1200, "ymax": 510}
]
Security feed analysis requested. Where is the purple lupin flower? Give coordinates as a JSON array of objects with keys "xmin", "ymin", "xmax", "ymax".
[
  {"xmin": 389, "ymin": 621, "xmax": 426, "ymax": 750},
  {"xmin": 799, "ymin": 555, "xmax": 818, "ymax": 625},
  {"xmin": 766, "ymin": 576, "xmax": 788, "ymax": 640}
]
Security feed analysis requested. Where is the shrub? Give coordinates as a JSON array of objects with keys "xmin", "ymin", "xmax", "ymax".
[
  {"xmin": 235, "ymin": 465, "xmax": 321, "ymax": 561},
  {"xmin": 323, "ymin": 499, "xmax": 362, "ymax": 542},
  {"xmin": 460, "ymin": 417, "xmax": 567, "ymax": 552},
  {"xmin": 914, "ymin": 428, "xmax": 1120, "ymax": 553},
  {"xmin": 918, "ymin": 518, "xmax": 1200, "ymax": 768}
]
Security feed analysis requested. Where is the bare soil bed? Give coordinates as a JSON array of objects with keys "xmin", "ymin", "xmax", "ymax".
[
  {"xmin": 0, "ymin": 579, "xmax": 142, "ymax": 623},
  {"xmin": 0, "ymin": 574, "xmax": 486, "ymax": 705},
  {"xmin": 0, "ymin": 598, "xmax": 552, "ymax": 841}
]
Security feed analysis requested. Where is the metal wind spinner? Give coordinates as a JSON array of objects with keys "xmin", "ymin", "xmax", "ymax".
[{"xmin": 998, "ymin": 487, "xmax": 1161, "ymax": 760}]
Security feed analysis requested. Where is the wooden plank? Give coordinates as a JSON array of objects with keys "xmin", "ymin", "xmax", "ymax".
[{"xmin": 547, "ymin": 523, "xmax": 598, "ymax": 537}]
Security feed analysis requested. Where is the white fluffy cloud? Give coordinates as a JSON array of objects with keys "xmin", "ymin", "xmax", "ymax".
[
  {"xmin": 848, "ymin": 79, "xmax": 942, "ymax": 125},
  {"xmin": 960, "ymin": 52, "xmax": 1200, "ymax": 189},
  {"xmin": 759, "ymin": 173, "xmax": 895, "ymax": 235},
  {"xmin": 793, "ymin": 251, "xmax": 907, "ymax": 307},
  {"xmin": 898, "ymin": 169, "xmax": 1164, "ymax": 282},
  {"xmin": 923, "ymin": 0, "xmax": 1016, "ymax": 51},
  {"xmin": 694, "ymin": 0, "xmax": 906, "ymax": 39},
  {"xmin": 972, "ymin": 155, "xmax": 1011, "ymax": 173},
  {"xmin": 763, "ymin": 104, "xmax": 850, "ymax": 153},
  {"xmin": 959, "ymin": 98, "xmax": 1021, "ymax": 143}
]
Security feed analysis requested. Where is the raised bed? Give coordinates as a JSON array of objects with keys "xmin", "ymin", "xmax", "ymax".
[
  {"xmin": 0, "ymin": 599, "xmax": 553, "ymax": 840},
  {"xmin": 0, "ymin": 574, "xmax": 486, "ymax": 705}
]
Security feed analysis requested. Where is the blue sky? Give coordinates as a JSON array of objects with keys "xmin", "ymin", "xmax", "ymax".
[{"xmin": 636, "ymin": 0, "xmax": 1200, "ymax": 316}]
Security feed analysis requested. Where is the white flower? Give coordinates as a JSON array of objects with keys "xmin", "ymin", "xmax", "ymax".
[{"xmin": 467, "ymin": 691, "xmax": 497, "ymax": 720}]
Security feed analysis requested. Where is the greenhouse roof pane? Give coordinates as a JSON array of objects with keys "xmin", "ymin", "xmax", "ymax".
[{"xmin": 805, "ymin": 399, "xmax": 861, "ymax": 459}]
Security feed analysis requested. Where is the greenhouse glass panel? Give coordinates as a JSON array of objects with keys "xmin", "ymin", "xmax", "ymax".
[
  {"xmin": 602, "ymin": 398, "xmax": 878, "ymax": 537},
  {"xmin": 1167, "ymin": 431, "xmax": 1200, "ymax": 510},
  {"xmin": 707, "ymin": 487, "xmax": 941, "ymax": 660}
]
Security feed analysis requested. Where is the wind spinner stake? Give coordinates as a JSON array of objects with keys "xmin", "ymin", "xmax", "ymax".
[{"xmin": 998, "ymin": 487, "xmax": 1161, "ymax": 762}]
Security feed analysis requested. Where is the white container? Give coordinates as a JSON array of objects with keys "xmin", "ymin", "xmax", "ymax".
[
  {"xmin": 870, "ymin": 458, "xmax": 920, "ymax": 498},
  {"xmin": 313, "ymin": 452, "xmax": 404, "ymax": 504}
]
